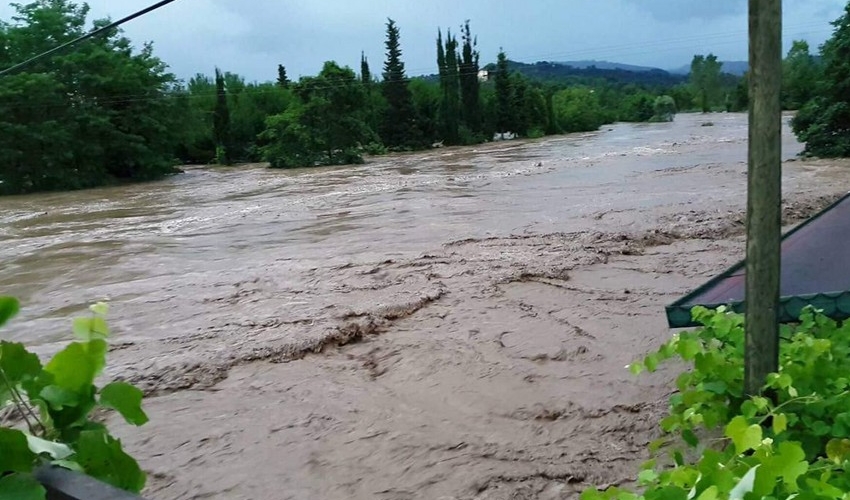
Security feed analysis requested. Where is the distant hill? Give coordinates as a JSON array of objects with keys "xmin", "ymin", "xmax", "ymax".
[
  {"xmin": 669, "ymin": 60, "xmax": 749, "ymax": 76},
  {"xmin": 486, "ymin": 60, "xmax": 688, "ymax": 87},
  {"xmin": 556, "ymin": 60, "xmax": 665, "ymax": 73}
]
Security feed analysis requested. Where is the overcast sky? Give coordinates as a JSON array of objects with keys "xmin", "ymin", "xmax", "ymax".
[{"xmin": 1, "ymin": 0, "xmax": 845, "ymax": 82}]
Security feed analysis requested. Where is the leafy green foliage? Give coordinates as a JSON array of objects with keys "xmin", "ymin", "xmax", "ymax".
[
  {"xmin": 792, "ymin": 4, "xmax": 850, "ymax": 158},
  {"xmin": 782, "ymin": 40, "xmax": 822, "ymax": 111},
  {"xmin": 0, "ymin": 297, "xmax": 148, "ymax": 498},
  {"xmin": 584, "ymin": 306, "xmax": 850, "ymax": 500},
  {"xmin": 0, "ymin": 1, "xmax": 183, "ymax": 195},
  {"xmin": 260, "ymin": 61, "xmax": 375, "ymax": 168},
  {"xmin": 552, "ymin": 87, "xmax": 606, "ymax": 132},
  {"xmin": 213, "ymin": 67, "xmax": 232, "ymax": 165},
  {"xmin": 690, "ymin": 54, "xmax": 723, "ymax": 113}
]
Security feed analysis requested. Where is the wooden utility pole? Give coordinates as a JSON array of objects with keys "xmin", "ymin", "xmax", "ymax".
[{"xmin": 745, "ymin": 0, "xmax": 782, "ymax": 395}]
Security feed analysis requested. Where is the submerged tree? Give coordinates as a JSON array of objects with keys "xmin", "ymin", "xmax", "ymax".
[
  {"xmin": 260, "ymin": 61, "xmax": 374, "ymax": 168},
  {"xmin": 380, "ymin": 18, "xmax": 420, "ymax": 148}
]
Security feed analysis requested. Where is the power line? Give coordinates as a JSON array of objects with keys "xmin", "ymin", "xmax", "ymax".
[{"xmin": 0, "ymin": 0, "xmax": 180, "ymax": 77}]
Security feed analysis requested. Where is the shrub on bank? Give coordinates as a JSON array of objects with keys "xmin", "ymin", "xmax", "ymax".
[{"xmin": 583, "ymin": 306, "xmax": 850, "ymax": 500}]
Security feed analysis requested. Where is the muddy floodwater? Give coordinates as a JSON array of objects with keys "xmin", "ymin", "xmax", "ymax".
[{"xmin": 2, "ymin": 113, "xmax": 849, "ymax": 499}]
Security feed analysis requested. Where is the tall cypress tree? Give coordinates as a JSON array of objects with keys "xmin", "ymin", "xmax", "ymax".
[
  {"xmin": 360, "ymin": 52, "xmax": 371, "ymax": 84},
  {"xmin": 213, "ymin": 67, "xmax": 231, "ymax": 164},
  {"xmin": 459, "ymin": 20, "xmax": 481, "ymax": 134},
  {"xmin": 437, "ymin": 29, "xmax": 460, "ymax": 144},
  {"xmin": 276, "ymin": 64, "xmax": 289, "ymax": 88},
  {"xmin": 494, "ymin": 50, "xmax": 512, "ymax": 134},
  {"xmin": 380, "ymin": 18, "xmax": 419, "ymax": 148}
]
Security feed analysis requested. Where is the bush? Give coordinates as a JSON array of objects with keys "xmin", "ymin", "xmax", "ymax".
[
  {"xmin": 362, "ymin": 142, "xmax": 389, "ymax": 156},
  {"xmin": 651, "ymin": 95, "xmax": 677, "ymax": 123},
  {"xmin": 0, "ymin": 297, "xmax": 148, "ymax": 498},
  {"xmin": 583, "ymin": 306, "xmax": 850, "ymax": 500},
  {"xmin": 526, "ymin": 127, "xmax": 546, "ymax": 139}
]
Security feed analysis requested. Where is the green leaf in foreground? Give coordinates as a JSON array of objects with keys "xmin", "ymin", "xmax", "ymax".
[
  {"xmin": 0, "ymin": 473, "xmax": 46, "ymax": 500},
  {"xmin": 0, "ymin": 341, "xmax": 42, "ymax": 383},
  {"xmin": 26, "ymin": 434, "xmax": 73, "ymax": 460},
  {"xmin": 100, "ymin": 382, "xmax": 149, "ymax": 426},
  {"xmin": 725, "ymin": 416, "xmax": 762, "ymax": 454},
  {"xmin": 0, "ymin": 428, "xmax": 38, "ymax": 473},
  {"xmin": 72, "ymin": 316, "xmax": 109, "ymax": 341},
  {"xmin": 0, "ymin": 296, "xmax": 20, "ymax": 328},
  {"xmin": 44, "ymin": 340, "xmax": 107, "ymax": 393},
  {"xmin": 74, "ymin": 430, "xmax": 146, "ymax": 493}
]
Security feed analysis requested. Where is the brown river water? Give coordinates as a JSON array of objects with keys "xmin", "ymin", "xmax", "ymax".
[{"xmin": 1, "ymin": 113, "xmax": 849, "ymax": 499}]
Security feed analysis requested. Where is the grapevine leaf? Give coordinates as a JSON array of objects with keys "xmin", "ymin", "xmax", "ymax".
[
  {"xmin": 89, "ymin": 302, "xmax": 109, "ymax": 316},
  {"xmin": 0, "ymin": 473, "xmax": 46, "ymax": 500},
  {"xmin": 25, "ymin": 435, "xmax": 73, "ymax": 460},
  {"xmin": 0, "ymin": 341, "xmax": 42, "ymax": 383},
  {"xmin": 0, "ymin": 296, "xmax": 20, "ymax": 328},
  {"xmin": 44, "ymin": 340, "xmax": 107, "ymax": 394},
  {"xmin": 72, "ymin": 317, "xmax": 109, "ymax": 342},
  {"xmin": 39, "ymin": 385, "xmax": 79, "ymax": 410},
  {"xmin": 51, "ymin": 459, "xmax": 85, "ymax": 472},
  {"xmin": 0, "ymin": 428, "xmax": 38, "ymax": 473},
  {"xmin": 638, "ymin": 469, "xmax": 658, "ymax": 485},
  {"xmin": 74, "ymin": 430, "xmax": 146, "ymax": 493},
  {"xmin": 99, "ymin": 382, "xmax": 148, "ymax": 426},
  {"xmin": 644, "ymin": 354, "xmax": 659, "ymax": 372},
  {"xmin": 826, "ymin": 438, "xmax": 850, "ymax": 464},
  {"xmin": 773, "ymin": 441, "xmax": 808, "ymax": 490},
  {"xmin": 772, "ymin": 413, "xmax": 788, "ymax": 435},
  {"xmin": 696, "ymin": 485, "xmax": 718, "ymax": 500},
  {"xmin": 725, "ymin": 416, "xmax": 762, "ymax": 454},
  {"xmin": 728, "ymin": 465, "xmax": 758, "ymax": 500}
]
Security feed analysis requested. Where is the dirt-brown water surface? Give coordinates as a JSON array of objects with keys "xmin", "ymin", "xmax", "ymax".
[{"xmin": 2, "ymin": 113, "xmax": 849, "ymax": 499}]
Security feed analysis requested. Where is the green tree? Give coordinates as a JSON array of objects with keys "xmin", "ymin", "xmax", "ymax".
[
  {"xmin": 458, "ymin": 20, "xmax": 481, "ymax": 135},
  {"xmin": 690, "ymin": 53, "xmax": 723, "ymax": 112},
  {"xmin": 213, "ymin": 67, "xmax": 232, "ymax": 164},
  {"xmin": 360, "ymin": 52, "xmax": 371, "ymax": 84},
  {"xmin": 380, "ymin": 18, "xmax": 420, "ymax": 148},
  {"xmin": 0, "ymin": 0, "xmax": 182, "ymax": 195},
  {"xmin": 437, "ymin": 28, "xmax": 460, "ymax": 144},
  {"xmin": 552, "ymin": 87, "xmax": 606, "ymax": 132},
  {"xmin": 260, "ymin": 61, "xmax": 374, "ymax": 168},
  {"xmin": 494, "ymin": 49, "xmax": 512, "ymax": 134},
  {"xmin": 793, "ymin": 4, "xmax": 850, "ymax": 157},
  {"xmin": 782, "ymin": 40, "xmax": 821, "ymax": 110},
  {"xmin": 277, "ymin": 64, "xmax": 289, "ymax": 88},
  {"xmin": 409, "ymin": 78, "xmax": 441, "ymax": 145},
  {"xmin": 509, "ymin": 72, "xmax": 530, "ymax": 135},
  {"xmin": 621, "ymin": 91, "xmax": 656, "ymax": 122}
]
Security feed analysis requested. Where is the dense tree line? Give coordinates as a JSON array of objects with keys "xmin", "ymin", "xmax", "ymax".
[
  {"xmin": 7, "ymin": 2, "xmax": 772, "ymax": 196},
  {"xmin": 0, "ymin": 0, "xmax": 183, "ymax": 195}
]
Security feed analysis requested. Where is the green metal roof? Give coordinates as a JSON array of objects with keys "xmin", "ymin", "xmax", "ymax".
[{"xmin": 666, "ymin": 192, "xmax": 850, "ymax": 328}]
